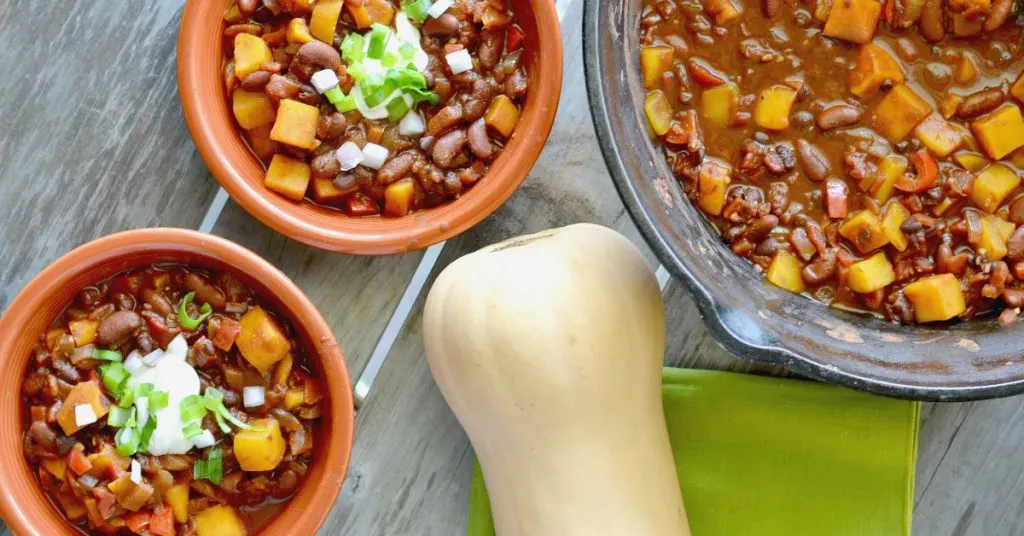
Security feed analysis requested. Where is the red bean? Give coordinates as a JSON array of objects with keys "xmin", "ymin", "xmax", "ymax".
[
  {"xmin": 296, "ymin": 40, "xmax": 342, "ymax": 70},
  {"xmin": 184, "ymin": 273, "xmax": 226, "ymax": 311},
  {"xmin": 815, "ymin": 104, "xmax": 862, "ymax": 130},
  {"xmin": 478, "ymin": 31, "xmax": 504, "ymax": 71},
  {"xmin": 423, "ymin": 13, "xmax": 459, "ymax": 36},
  {"xmin": 427, "ymin": 104, "xmax": 464, "ymax": 137},
  {"xmin": 97, "ymin": 311, "xmax": 142, "ymax": 345},
  {"xmin": 432, "ymin": 130, "xmax": 468, "ymax": 169},
  {"xmin": 240, "ymin": 70, "xmax": 272, "ymax": 90},
  {"xmin": 377, "ymin": 152, "xmax": 415, "ymax": 185},
  {"xmin": 795, "ymin": 139, "xmax": 830, "ymax": 182},
  {"xmin": 467, "ymin": 119, "xmax": 494, "ymax": 161}
]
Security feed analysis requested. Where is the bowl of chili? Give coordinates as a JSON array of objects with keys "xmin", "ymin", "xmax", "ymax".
[
  {"xmin": 585, "ymin": 0, "xmax": 1024, "ymax": 400},
  {"xmin": 178, "ymin": 0, "xmax": 562, "ymax": 254},
  {"xmin": 0, "ymin": 228, "xmax": 353, "ymax": 535}
]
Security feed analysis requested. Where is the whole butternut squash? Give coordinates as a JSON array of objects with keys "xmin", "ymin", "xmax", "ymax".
[{"xmin": 423, "ymin": 224, "xmax": 690, "ymax": 536}]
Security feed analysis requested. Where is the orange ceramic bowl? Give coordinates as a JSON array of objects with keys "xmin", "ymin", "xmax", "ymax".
[
  {"xmin": 0, "ymin": 228, "xmax": 353, "ymax": 536},
  {"xmin": 178, "ymin": 0, "xmax": 563, "ymax": 255}
]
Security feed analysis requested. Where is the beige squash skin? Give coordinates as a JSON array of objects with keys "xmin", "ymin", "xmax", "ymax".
[{"xmin": 423, "ymin": 224, "xmax": 690, "ymax": 536}]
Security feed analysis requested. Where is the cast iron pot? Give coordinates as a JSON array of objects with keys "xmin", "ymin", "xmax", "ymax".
[{"xmin": 583, "ymin": 0, "xmax": 1024, "ymax": 401}]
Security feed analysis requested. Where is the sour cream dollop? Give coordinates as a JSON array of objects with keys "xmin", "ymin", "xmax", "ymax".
[{"xmin": 129, "ymin": 334, "xmax": 203, "ymax": 456}]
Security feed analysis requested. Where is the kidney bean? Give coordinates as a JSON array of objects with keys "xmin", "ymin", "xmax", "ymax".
[
  {"xmin": 240, "ymin": 72, "xmax": 272, "ymax": 93},
  {"xmin": 184, "ymin": 273, "xmax": 227, "ymax": 311},
  {"xmin": 296, "ymin": 83, "xmax": 319, "ymax": 106},
  {"xmin": 956, "ymin": 87, "xmax": 1005, "ymax": 119},
  {"xmin": 432, "ymin": 130, "xmax": 468, "ymax": 169},
  {"xmin": 224, "ymin": 24, "xmax": 262, "ymax": 38},
  {"xmin": 762, "ymin": 0, "xmax": 782, "ymax": 16},
  {"xmin": 745, "ymin": 214, "xmax": 779, "ymax": 241},
  {"xmin": 317, "ymin": 113, "xmax": 348, "ymax": 141},
  {"xmin": 296, "ymin": 40, "xmax": 342, "ymax": 70},
  {"xmin": 97, "ymin": 311, "xmax": 142, "ymax": 345},
  {"xmin": 1004, "ymin": 289, "xmax": 1024, "ymax": 308},
  {"xmin": 1009, "ymin": 197, "xmax": 1024, "ymax": 225},
  {"xmin": 755, "ymin": 236, "xmax": 784, "ymax": 257},
  {"xmin": 795, "ymin": 139, "xmax": 830, "ymax": 182},
  {"xmin": 1007, "ymin": 228, "xmax": 1024, "ymax": 262},
  {"xmin": 311, "ymin": 151, "xmax": 341, "ymax": 180},
  {"xmin": 919, "ymin": 0, "xmax": 945, "ymax": 41},
  {"xmin": 478, "ymin": 31, "xmax": 504, "ymax": 70},
  {"xmin": 427, "ymin": 103, "xmax": 464, "ymax": 136},
  {"xmin": 467, "ymin": 119, "xmax": 494, "ymax": 161},
  {"xmin": 377, "ymin": 152, "xmax": 415, "ymax": 185},
  {"xmin": 999, "ymin": 308, "xmax": 1018, "ymax": 326},
  {"xmin": 266, "ymin": 74, "xmax": 301, "ymax": 100},
  {"xmin": 238, "ymin": 0, "xmax": 259, "ymax": 14},
  {"xmin": 802, "ymin": 249, "xmax": 838, "ymax": 285},
  {"xmin": 815, "ymin": 104, "xmax": 862, "ymax": 130},
  {"xmin": 29, "ymin": 421, "xmax": 57, "ymax": 452},
  {"xmin": 505, "ymin": 69, "xmax": 528, "ymax": 100},
  {"xmin": 463, "ymin": 80, "xmax": 497, "ymax": 121},
  {"xmin": 985, "ymin": 0, "xmax": 1014, "ymax": 30},
  {"xmin": 424, "ymin": 13, "xmax": 460, "ymax": 36}
]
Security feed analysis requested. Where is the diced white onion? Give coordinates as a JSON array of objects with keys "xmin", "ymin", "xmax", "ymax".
[
  {"xmin": 124, "ymin": 351, "xmax": 146, "ymax": 375},
  {"xmin": 361, "ymin": 143, "xmax": 390, "ymax": 169},
  {"xmin": 141, "ymin": 349, "xmax": 164, "ymax": 367},
  {"xmin": 165, "ymin": 335, "xmax": 188, "ymax": 360},
  {"xmin": 311, "ymin": 69, "xmax": 340, "ymax": 94},
  {"xmin": 335, "ymin": 142, "xmax": 365, "ymax": 171},
  {"xmin": 225, "ymin": 302, "xmax": 249, "ymax": 314},
  {"xmin": 428, "ymin": 0, "xmax": 454, "ymax": 17},
  {"xmin": 130, "ymin": 459, "xmax": 142, "ymax": 484},
  {"xmin": 243, "ymin": 386, "xmax": 266, "ymax": 408},
  {"xmin": 136, "ymin": 397, "xmax": 150, "ymax": 429},
  {"xmin": 78, "ymin": 474, "xmax": 98, "ymax": 488},
  {"xmin": 194, "ymin": 430, "xmax": 217, "ymax": 449},
  {"xmin": 446, "ymin": 49, "xmax": 474, "ymax": 75},
  {"xmin": 399, "ymin": 110, "xmax": 427, "ymax": 136},
  {"xmin": 395, "ymin": 12, "xmax": 421, "ymax": 46},
  {"xmin": 74, "ymin": 404, "xmax": 98, "ymax": 427}
]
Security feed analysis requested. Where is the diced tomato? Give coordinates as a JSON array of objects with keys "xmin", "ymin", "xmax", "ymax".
[
  {"xmin": 895, "ymin": 151, "xmax": 939, "ymax": 193},
  {"xmin": 143, "ymin": 313, "xmax": 181, "ymax": 349},
  {"xmin": 149, "ymin": 506, "xmax": 175, "ymax": 536},
  {"xmin": 124, "ymin": 511, "xmax": 151, "ymax": 534},
  {"xmin": 686, "ymin": 57, "xmax": 728, "ymax": 88},
  {"xmin": 92, "ymin": 487, "xmax": 119, "ymax": 521},
  {"xmin": 30, "ymin": 405, "xmax": 47, "ymax": 422},
  {"xmin": 211, "ymin": 317, "xmax": 242, "ymax": 351},
  {"xmin": 506, "ymin": 25, "xmax": 525, "ymax": 52},
  {"xmin": 825, "ymin": 178, "xmax": 850, "ymax": 219},
  {"xmin": 47, "ymin": 401, "xmax": 62, "ymax": 424},
  {"xmin": 345, "ymin": 194, "xmax": 380, "ymax": 217},
  {"xmin": 67, "ymin": 448, "xmax": 93, "ymax": 476}
]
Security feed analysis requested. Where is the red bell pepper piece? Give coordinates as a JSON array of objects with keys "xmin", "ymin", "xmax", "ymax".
[
  {"xmin": 895, "ymin": 151, "xmax": 938, "ymax": 193},
  {"xmin": 506, "ymin": 25, "xmax": 525, "ymax": 52}
]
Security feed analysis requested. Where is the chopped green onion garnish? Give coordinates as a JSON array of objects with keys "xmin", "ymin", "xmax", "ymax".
[
  {"xmin": 387, "ymin": 97, "xmax": 411, "ymax": 122},
  {"xmin": 401, "ymin": 0, "xmax": 432, "ymax": 22},
  {"xmin": 100, "ymin": 362, "xmax": 129, "ymax": 398},
  {"xmin": 138, "ymin": 414, "xmax": 157, "ymax": 451},
  {"xmin": 177, "ymin": 292, "xmax": 213, "ymax": 330},
  {"xmin": 324, "ymin": 86, "xmax": 345, "ymax": 104},
  {"xmin": 180, "ymin": 395, "xmax": 207, "ymax": 424},
  {"xmin": 406, "ymin": 86, "xmax": 441, "ymax": 106},
  {"xmin": 135, "ymin": 383, "xmax": 154, "ymax": 397},
  {"xmin": 203, "ymin": 387, "xmax": 225, "ymax": 409},
  {"xmin": 115, "ymin": 426, "xmax": 139, "ymax": 457},
  {"xmin": 117, "ymin": 382, "xmax": 136, "ymax": 409},
  {"xmin": 382, "ymin": 52, "xmax": 399, "ymax": 68},
  {"xmin": 335, "ymin": 95, "xmax": 358, "ymax": 113},
  {"xmin": 386, "ymin": 68, "xmax": 427, "ymax": 90},
  {"xmin": 92, "ymin": 349, "xmax": 123, "ymax": 362},
  {"xmin": 183, "ymin": 421, "xmax": 204, "ymax": 440},
  {"xmin": 341, "ymin": 33, "xmax": 366, "ymax": 63},
  {"xmin": 364, "ymin": 79, "xmax": 398, "ymax": 108},
  {"xmin": 348, "ymin": 62, "xmax": 369, "ymax": 82},
  {"xmin": 148, "ymin": 390, "xmax": 169, "ymax": 410},
  {"xmin": 107, "ymin": 406, "xmax": 133, "ymax": 428},
  {"xmin": 203, "ymin": 388, "xmax": 266, "ymax": 432},
  {"xmin": 213, "ymin": 410, "xmax": 232, "ymax": 434},
  {"xmin": 367, "ymin": 24, "xmax": 391, "ymax": 59},
  {"xmin": 399, "ymin": 42, "xmax": 417, "ymax": 59},
  {"xmin": 193, "ymin": 448, "xmax": 224, "ymax": 485}
]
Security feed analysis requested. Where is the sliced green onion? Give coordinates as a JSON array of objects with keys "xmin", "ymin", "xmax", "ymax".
[
  {"xmin": 107, "ymin": 406, "xmax": 134, "ymax": 428},
  {"xmin": 335, "ymin": 95, "xmax": 358, "ymax": 113},
  {"xmin": 367, "ymin": 24, "xmax": 391, "ymax": 59},
  {"xmin": 115, "ymin": 426, "xmax": 139, "ymax": 457},
  {"xmin": 364, "ymin": 79, "xmax": 398, "ymax": 108},
  {"xmin": 100, "ymin": 362, "xmax": 130, "ymax": 398},
  {"xmin": 148, "ymin": 390, "xmax": 169, "ymax": 410},
  {"xmin": 138, "ymin": 414, "xmax": 157, "ymax": 451},
  {"xmin": 135, "ymin": 383, "xmax": 154, "ymax": 397},
  {"xmin": 178, "ymin": 292, "xmax": 214, "ymax": 330},
  {"xmin": 204, "ymin": 388, "xmax": 266, "ymax": 432},
  {"xmin": 194, "ymin": 448, "xmax": 223, "ymax": 485},
  {"xmin": 405, "ymin": 86, "xmax": 441, "ymax": 106},
  {"xmin": 324, "ymin": 86, "xmax": 345, "ymax": 104},
  {"xmin": 389, "ymin": 68, "xmax": 427, "ymax": 89},
  {"xmin": 182, "ymin": 421, "xmax": 204, "ymax": 440},
  {"xmin": 381, "ymin": 52, "xmax": 399, "ymax": 68},
  {"xmin": 387, "ymin": 97, "xmax": 411, "ymax": 122},
  {"xmin": 401, "ymin": 0, "xmax": 432, "ymax": 22},
  {"xmin": 341, "ymin": 33, "xmax": 366, "ymax": 63},
  {"xmin": 348, "ymin": 62, "xmax": 369, "ymax": 82},
  {"xmin": 399, "ymin": 42, "xmax": 417, "ymax": 60},
  {"xmin": 180, "ymin": 395, "xmax": 207, "ymax": 423},
  {"xmin": 203, "ymin": 387, "xmax": 225, "ymax": 409},
  {"xmin": 92, "ymin": 349, "xmax": 123, "ymax": 362},
  {"xmin": 117, "ymin": 382, "xmax": 136, "ymax": 409},
  {"xmin": 213, "ymin": 410, "xmax": 232, "ymax": 434}
]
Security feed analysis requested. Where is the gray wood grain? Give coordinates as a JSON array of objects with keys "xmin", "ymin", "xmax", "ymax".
[
  {"xmin": 209, "ymin": 200, "xmax": 425, "ymax": 382},
  {"xmin": 0, "ymin": 0, "xmax": 219, "ymax": 310}
]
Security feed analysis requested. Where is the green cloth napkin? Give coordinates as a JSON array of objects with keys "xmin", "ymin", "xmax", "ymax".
[{"xmin": 468, "ymin": 368, "xmax": 920, "ymax": 536}]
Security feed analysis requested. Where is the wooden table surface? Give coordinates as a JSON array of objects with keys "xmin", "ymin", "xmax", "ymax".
[{"xmin": 1, "ymin": 1, "xmax": 1022, "ymax": 534}]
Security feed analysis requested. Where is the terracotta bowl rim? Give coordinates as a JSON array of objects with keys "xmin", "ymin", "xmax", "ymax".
[
  {"xmin": 177, "ymin": 0, "xmax": 564, "ymax": 255},
  {"xmin": 0, "ymin": 228, "xmax": 353, "ymax": 536}
]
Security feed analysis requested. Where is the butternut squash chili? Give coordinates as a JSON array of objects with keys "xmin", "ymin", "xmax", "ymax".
[
  {"xmin": 224, "ymin": 0, "xmax": 529, "ymax": 217},
  {"xmin": 22, "ymin": 266, "xmax": 322, "ymax": 535},
  {"xmin": 641, "ymin": 0, "xmax": 1024, "ymax": 323}
]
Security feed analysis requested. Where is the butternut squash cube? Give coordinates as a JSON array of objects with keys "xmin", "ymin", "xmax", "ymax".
[
  {"xmin": 954, "ymin": 54, "xmax": 978, "ymax": 86},
  {"xmin": 1012, "ymin": 72, "xmax": 1024, "ymax": 104},
  {"xmin": 232, "ymin": 89, "xmax": 276, "ymax": 130},
  {"xmin": 309, "ymin": 0, "xmax": 344, "ymax": 43},
  {"xmin": 286, "ymin": 18, "xmax": 313, "ymax": 45},
  {"xmin": 705, "ymin": 0, "xmax": 743, "ymax": 25},
  {"xmin": 166, "ymin": 483, "xmax": 189, "ymax": 524},
  {"xmin": 872, "ymin": 154, "xmax": 908, "ymax": 203},
  {"xmin": 914, "ymin": 113, "xmax": 962, "ymax": 157},
  {"xmin": 988, "ymin": 215, "xmax": 1016, "ymax": 242},
  {"xmin": 701, "ymin": 83, "xmax": 739, "ymax": 128},
  {"xmin": 68, "ymin": 319, "xmax": 99, "ymax": 347},
  {"xmin": 839, "ymin": 210, "xmax": 889, "ymax": 253},
  {"xmin": 971, "ymin": 164, "xmax": 1020, "ymax": 213},
  {"xmin": 823, "ymin": 0, "xmax": 882, "ymax": 44},
  {"xmin": 57, "ymin": 382, "xmax": 111, "ymax": 436},
  {"xmin": 365, "ymin": 0, "xmax": 396, "ymax": 25},
  {"xmin": 1012, "ymin": 148, "xmax": 1024, "ymax": 170},
  {"xmin": 903, "ymin": 274, "xmax": 966, "ymax": 323},
  {"xmin": 644, "ymin": 90, "xmax": 673, "ymax": 136},
  {"xmin": 233, "ymin": 33, "xmax": 272, "ymax": 79},
  {"xmin": 754, "ymin": 85, "xmax": 798, "ymax": 131},
  {"xmin": 270, "ymin": 99, "xmax": 319, "ymax": 150},
  {"xmin": 312, "ymin": 177, "xmax": 350, "ymax": 204},
  {"xmin": 954, "ymin": 151, "xmax": 988, "ymax": 172},
  {"xmin": 849, "ymin": 43, "xmax": 904, "ymax": 98},
  {"xmin": 939, "ymin": 93, "xmax": 963, "ymax": 120},
  {"xmin": 284, "ymin": 389, "xmax": 305, "ymax": 410},
  {"xmin": 195, "ymin": 505, "xmax": 247, "ymax": 536},
  {"xmin": 384, "ymin": 178, "xmax": 416, "ymax": 217},
  {"xmin": 971, "ymin": 105, "xmax": 1024, "ymax": 160},
  {"xmin": 236, "ymin": 306, "xmax": 292, "ymax": 373},
  {"xmin": 766, "ymin": 251, "xmax": 806, "ymax": 294},
  {"xmin": 264, "ymin": 154, "xmax": 311, "ymax": 202},
  {"xmin": 233, "ymin": 419, "xmax": 286, "ymax": 472},
  {"xmin": 697, "ymin": 160, "xmax": 732, "ymax": 216},
  {"xmin": 881, "ymin": 201, "xmax": 910, "ymax": 251},
  {"xmin": 42, "ymin": 458, "xmax": 68, "ymax": 481},
  {"xmin": 814, "ymin": 0, "xmax": 834, "ymax": 21},
  {"xmin": 980, "ymin": 217, "xmax": 1009, "ymax": 261},
  {"xmin": 873, "ymin": 84, "xmax": 933, "ymax": 142},
  {"xmin": 848, "ymin": 253, "xmax": 895, "ymax": 293},
  {"xmin": 485, "ymin": 95, "xmax": 521, "ymax": 139},
  {"xmin": 640, "ymin": 46, "xmax": 674, "ymax": 89}
]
